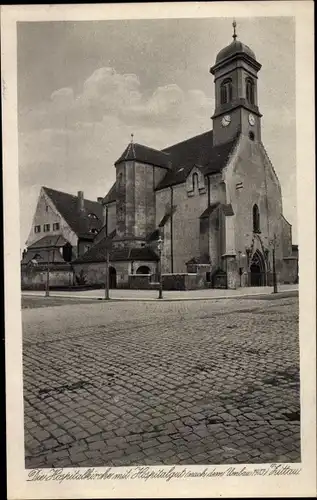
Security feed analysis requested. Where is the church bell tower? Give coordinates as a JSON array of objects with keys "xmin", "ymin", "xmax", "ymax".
[{"xmin": 210, "ymin": 21, "xmax": 262, "ymax": 146}]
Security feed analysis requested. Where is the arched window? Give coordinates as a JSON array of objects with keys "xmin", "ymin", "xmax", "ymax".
[
  {"xmin": 246, "ymin": 78, "xmax": 255, "ymax": 105},
  {"xmin": 253, "ymin": 204, "xmax": 260, "ymax": 233},
  {"xmin": 220, "ymin": 79, "xmax": 233, "ymax": 105},
  {"xmin": 192, "ymin": 172, "xmax": 199, "ymax": 191},
  {"xmin": 136, "ymin": 266, "xmax": 151, "ymax": 275}
]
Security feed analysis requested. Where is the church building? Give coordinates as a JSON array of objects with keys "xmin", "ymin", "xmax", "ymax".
[{"xmin": 22, "ymin": 26, "xmax": 298, "ymax": 290}]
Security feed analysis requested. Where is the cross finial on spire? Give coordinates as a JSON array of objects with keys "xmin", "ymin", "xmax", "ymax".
[
  {"xmin": 232, "ymin": 19, "xmax": 237, "ymax": 41},
  {"xmin": 130, "ymin": 133, "xmax": 134, "ymax": 143}
]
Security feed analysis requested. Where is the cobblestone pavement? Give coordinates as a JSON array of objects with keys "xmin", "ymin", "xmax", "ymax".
[{"xmin": 23, "ymin": 296, "xmax": 300, "ymax": 468}]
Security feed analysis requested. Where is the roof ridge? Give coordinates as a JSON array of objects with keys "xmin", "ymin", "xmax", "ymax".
[
  {"xmin": 43, "ymin": 186, "xmax": 101, "ymax": 206},
  {"xmin": 162, "ymin": 129, "xmax": 212, "ymax": 152},
  {"xmin": 134, "ymin": 143, "xmax": 170, "ymax": 156}
]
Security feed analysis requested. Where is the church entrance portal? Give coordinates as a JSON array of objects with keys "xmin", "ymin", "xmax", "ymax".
[
  {"xmin": 109, "ymin": 267, "xmax": 117, "ymax": 289},
  {"xmin": 249, "ymin": 250, "xmax": 266, "ymax": 287}
]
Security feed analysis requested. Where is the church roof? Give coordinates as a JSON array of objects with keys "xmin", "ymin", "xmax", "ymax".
[
  {"xmin": 102, "ymin": 131, "xmax": 239, "ymax": 202},
  {"xmin": 115, "ymin": 142, "xmax": 171, "ymax": 169},
  {"xmin": 215, "ymin": 39, "xmax": 256, "ymax": 65},
  {"xmin": 73, "ymin": 231, "xmax": 159, "ymax": 263},
  {"xmin": 43, "ymin": 187, "xmax": 104, "ymax": 240},
  {"xmin": 156, "ymin": 131, "xmax": 238, "ymax": 190},
  {"xmin": 102, "ymin": 182, "xmax": 116, "ymax": 204}
]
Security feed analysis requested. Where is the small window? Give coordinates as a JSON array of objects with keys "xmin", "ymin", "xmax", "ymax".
[
  {"xmin": 89, "ymin": 228, "xmax": 98, "ymax": 234},
  {"xmin": 220, "ymin": 78, "xmax": 233, "ymax": 105},
  {"xmin": 253, "ymin": 204, "xmax": 260, "ymax": 233},
  {"xmin": 53, "ymin": 222, "xmax": 60, "ymax": 231},
  {"xmin": 192, "ymin": 172, "xmax": 199, "ymax": 191},
  {"xmin": 249, "ymin": 131, "xmax": 255, "ymax": 141},
  {"xmin": 88, "ymin": 213, "xmax": 98, "ymax": 219},
  {"xmin": 246, "ymin": 78, "xmax": 255, "ymax": 105},
  {"xmin": 45, "ymin": 205, "xmax": 49, "ymax": 212},
  {"xmin": 34, "ymin": 225, "xmax": 41, "ymax": 233},
  {"xmin": 43, "ymin": 224, "xmax": 50, "ymax": 232}
]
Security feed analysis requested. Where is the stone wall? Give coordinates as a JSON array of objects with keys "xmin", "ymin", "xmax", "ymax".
[
  {"xmin": 281, "ymin": 215, "xmax": 293, "ymax": 257},
  {"xmin": 134, "ymin": 162, "xmax": 156, "ymax": 238},
  {"xmin": 156, "ymin": 179, "xmax": 209, "ymax": 274},
  {"xmin": 73, "ymin": 260, "xmax": 156, "ymax": 288},
  {"xmin": 223, "ymin": 136, "xmax": 288, "ymax": 277},
  {"xmin": 21, "ymin": 264, "xmax": 74, "ymax": 290},
  {"xmin": 107, "ymin": 202, "xmax": 116, "ymax": 235},
  {"xmin": 129, "ymin": 275, "xmax": 157, "ymax": 290},
  {"xmin": 281, "ymin": 258, "xmax": 298, "ymax": 284},
  {"xmin": 162, "ymin": 273, "xmax": 206, "ymax": 291},
  {"xmin": 155, "ymin": 188, "xmax": 172, "ymax": 273}
]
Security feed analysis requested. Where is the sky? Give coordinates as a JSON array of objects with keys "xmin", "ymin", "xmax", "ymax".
[{"xmin": 18, "ymin": 17, "xmax": 296, "ymax": 248}]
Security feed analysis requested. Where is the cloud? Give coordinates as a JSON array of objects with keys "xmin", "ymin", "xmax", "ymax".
[{"xmin": 19, "ymin": 67, "xmax": 214, "ymax": 246}]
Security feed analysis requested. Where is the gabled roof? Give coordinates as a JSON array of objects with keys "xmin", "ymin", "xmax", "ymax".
[
  {"xmin": 115, "ymin": 142, "xmax": 171, "ymax": 169},
  {"xmin": 21, "ymin": 248, "xmax": 66, "ymax": 265},
  {"xmin": 43, "ymin": 187, "xmax": 104, "ymax": 239},
  {"xmin": 72, "ymin": 230, "xmax": 116, "ymax": 263},
  {"xmin": 73, "ymin": 231, "xmax": 159, "ymax": 263},
  {"xmin": 28, "ymin": 234, "xmax": 69, "ymax": 249},
  {"xmin": 102, "ymin": 130, "xmax": 239, "ymax": 203},
  {"xmin": 156, "ymin": 131, "xmax": 239, "ymax": 190}
]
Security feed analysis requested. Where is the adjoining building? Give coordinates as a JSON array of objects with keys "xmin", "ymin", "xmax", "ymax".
[{"xmin": 21, "ymin": 28, "xmax": 298, "ymax": 290}]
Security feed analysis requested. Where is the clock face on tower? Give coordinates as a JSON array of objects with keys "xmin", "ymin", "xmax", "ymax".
[
  {"xmin": 221, "ymin": 114, "xmax": 231, "ymax": 127},
  {"xmin": 248, "ymin": 113, "xmax": 255, "ymax": 126}
]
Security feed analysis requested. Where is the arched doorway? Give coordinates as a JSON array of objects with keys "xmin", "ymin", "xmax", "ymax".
[
  {"xmin": 136, "ymin": 265, "xmax": 151, "ymax": 274},
  {"xmin": 109, "ymin": 266, "xmax": 117, "ymax": 289},
  {"xmin": 250, "ymin": 250, "xmax": 266, "ymax": 286}
]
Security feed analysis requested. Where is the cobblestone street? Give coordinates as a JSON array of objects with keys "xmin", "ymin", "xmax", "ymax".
[{"xmin": 23, "ymin": 295, "xmax": 300, "ymax": 468}]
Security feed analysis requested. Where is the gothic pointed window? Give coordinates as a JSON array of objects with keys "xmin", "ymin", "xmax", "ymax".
[
  {"xmin": 220, "ymin": 79, "xmax": 233, "ymax": 105},
  {"xmin": 246, "ymin": 78, "xmax": 255, "ymax": 105},
  {"xmin": 253, "ymin": 204, "xmax": 260, "ymax": 233}
]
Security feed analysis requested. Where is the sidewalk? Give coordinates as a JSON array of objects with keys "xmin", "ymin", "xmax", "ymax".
[{"xmin": 22, "ymin": 284, "xmax": 298, "ymax": 302}]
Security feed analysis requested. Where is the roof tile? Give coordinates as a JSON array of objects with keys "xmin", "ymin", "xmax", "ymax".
[
  {"xmin": 115, "ymin": 142, "xmax": 171, "ymax": 168},
  {"xmin": 43, "ymin": 187, "xmax": 104, "ymax": 239}
]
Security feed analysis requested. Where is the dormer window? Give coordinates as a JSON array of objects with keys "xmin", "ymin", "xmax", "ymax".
[
  {"xmin": 246, "ymin": 78, "xmax": 255, "ymax": 105},
  {"xmin": 220, "ymin": 78, "xmax": 233, "ymax": 105}
]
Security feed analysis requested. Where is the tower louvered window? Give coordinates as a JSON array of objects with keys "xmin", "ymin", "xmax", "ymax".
[
  {"xmin": 220, "ymin": 79, "xmax": 233, "ymax": 104},
  {"xmin": 246, "ymin": 78, "xmax": 255, "ymax": 105}
]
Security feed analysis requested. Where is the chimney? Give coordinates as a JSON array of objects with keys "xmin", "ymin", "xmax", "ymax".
[
  {"xmin": 77, "ymin": 191, "xmax": 84, "ymax": 212},
  {"xmin": 97, "ymin": 197, "xmax": 103, "ymax": 204}
]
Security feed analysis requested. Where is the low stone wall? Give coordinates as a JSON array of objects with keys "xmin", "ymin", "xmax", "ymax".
[
  {"xmin": 72, "ymin": 262, "xmax": 106, "ymax": 286},
  {"xmin": 162, "ymin": 273, "xmax": 207, "ymax": 291},
  {"xmin": 128, "ymin": 273, "xmax": 208, "ymax": 290},
  {"xmin": 129, "ymin": 274, "xmax": 158, "ymax": 290},
  {"xmin": 21, "ymin": 264, "xmax": 74, "ymax": 290},
  {"xmin": 281, "ymin": 258, "xmax": 298, "ymax": 284}
]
